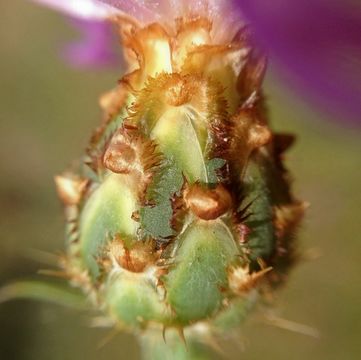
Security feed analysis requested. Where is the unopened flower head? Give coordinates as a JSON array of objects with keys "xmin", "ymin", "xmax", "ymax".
[{"xmin": 10, "ymin": 0, "xmax": 360, "ymax": 357}]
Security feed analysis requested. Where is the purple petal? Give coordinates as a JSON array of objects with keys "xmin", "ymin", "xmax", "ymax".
[
  {"xmin": 98, "ymin": 0, "xmax": 240, "ymax": 26},
  {"xmin": 97, "ymin": 0, "xmax": 161, "ymax": 22},
  {"xmin": 62, "ymin": 19, "xmax": 119, "ymax": 68},
  {"xmin": 236, "ymin": 0, "xmax": 361, "ymax": 125}
]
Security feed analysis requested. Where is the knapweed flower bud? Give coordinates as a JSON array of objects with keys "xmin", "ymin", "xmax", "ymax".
[
  {"xmin": 17, "ymin": 1, "xmax": 306, "ymax": 358},
  {"xmin": 55, "ymin": 12, "xmax": 304, "ymax": 339}
]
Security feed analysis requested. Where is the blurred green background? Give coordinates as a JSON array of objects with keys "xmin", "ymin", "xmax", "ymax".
[{"xmin": 1, "ymin": 1, "xmax": 360, "ymax": 359}]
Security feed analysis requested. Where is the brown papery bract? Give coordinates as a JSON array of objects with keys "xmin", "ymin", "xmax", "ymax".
[
  {"xmin": 107, "ymin": 235, "xmax": 159, "ymax": 273},
  {"xmin": 184, "ymin": 183, "xmax": 233, "ymax": 220}
]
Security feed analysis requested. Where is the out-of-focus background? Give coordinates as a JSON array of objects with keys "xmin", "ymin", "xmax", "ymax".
[{"xmin": 1, "ymin": 1, "xmax": 360, "ymax": 359}]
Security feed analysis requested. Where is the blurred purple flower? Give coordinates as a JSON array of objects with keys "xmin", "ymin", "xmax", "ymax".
[
  {"xmin": 62, "ymin": 19, "xmax": 118, "ymax": 68},
  {"xmin": 236, "ymin": 0, "xmax": 361, "ymax": 125},
  {"xmin": 32, "ymin": 0, "xmax": 119, "ymax": 68},
  {"xmin": 32, "ymin": 0, "xmax": 361, "ymax": 124}
]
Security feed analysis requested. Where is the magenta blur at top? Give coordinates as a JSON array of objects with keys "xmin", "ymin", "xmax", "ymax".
[{"xmin": 32, "ymin": 0, "xmax": 361, "ymax": 125}]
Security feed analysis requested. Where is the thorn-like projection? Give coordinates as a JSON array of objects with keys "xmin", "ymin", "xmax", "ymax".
[
  {"xmin": 273, "ymin": 133, "xmax": 296, "ymax": 156},
  {"xmin": 274, "ymin": 202, "xmax": 308, "ymax": 240},
  {"xmin": 162, "ymin": 325, "xmax": 167, "ymax": 343},
  {"xmin": 200, "ymin": 328, "xmax": 226, "ymax": 357},
  {"xmin": 99, "ymin": 85, "xmax": 127, "ymax": 120},
  {"xmin": 177, "ymin": 328, "xmax": 188, "ymax": 349},
  {"xmin": 224, "ymin": 109, "xmax": 272, "ymax": 199},
  {"xmin": 58, "ymin": 255, "xmax": 92, "ymax": 291},
  {"xmin": 234, "ymin": 198, "xmax": 255, "ymax": 223},
  {"xmin": 228, "ymin": 264, "xmax": 273, "ymax": 295},
  {"xmin": 55, "ymin": 174, "xmax": 89, "ymax": 206},
  {"xmin": 37, "ymin": 269, "xmax": 71, "ymax": 279},
  {"xmin": 238, "ymin": 48, "xmax": 267, "ymax": 105},
  {"xmin": 97, "ymin": 326, "xmax": 122, "ymax": 349},
  {"xmin": 264, "ymin": 312, "xmax": 320, "ymax": 338}
]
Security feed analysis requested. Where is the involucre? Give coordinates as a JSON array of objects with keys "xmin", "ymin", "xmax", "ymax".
[{"xmin": 5, "ymin": 3, "xmax": 307, "ymax": 359}]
